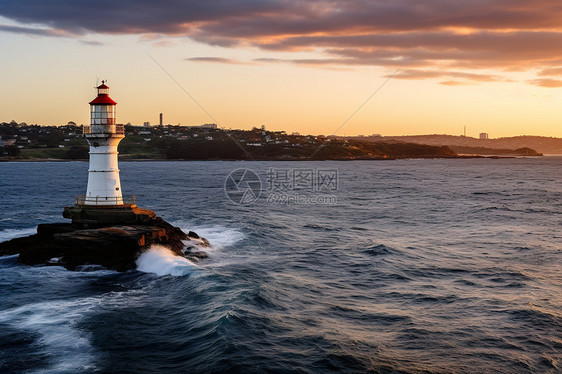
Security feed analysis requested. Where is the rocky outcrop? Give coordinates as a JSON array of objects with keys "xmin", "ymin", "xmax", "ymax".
[
  {"xmin": 0, "ymin": 207, "xmax": 209, "ymax": 272},
  {"xmin": 449, "ymin": 145, "xmax": 543, "ymax": 156}
]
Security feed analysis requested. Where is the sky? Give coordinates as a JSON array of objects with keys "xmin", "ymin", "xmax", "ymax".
[{"xmin": 1, "ymin": 0, "xmax": 562, "ymax": 137}]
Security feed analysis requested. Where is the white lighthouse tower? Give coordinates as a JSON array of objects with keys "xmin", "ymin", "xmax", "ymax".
[{"xmin": 84, "ymin": 81, "xmax": 124, "ymax": 205}]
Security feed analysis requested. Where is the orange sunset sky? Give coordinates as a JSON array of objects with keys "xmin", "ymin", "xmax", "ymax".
[{"xmin": 1, "ymin": 1, "xmax": 562, "ymax": 137}]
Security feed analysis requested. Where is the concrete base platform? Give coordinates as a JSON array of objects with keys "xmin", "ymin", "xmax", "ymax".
[{"xmin": 63, "ymin": 205, "xmax": 157, "ymax": 226}]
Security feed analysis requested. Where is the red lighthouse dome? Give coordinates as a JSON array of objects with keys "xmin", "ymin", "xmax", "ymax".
[
  {"xmin": 88, "ymin": 80, "xmax": 118, "ymax": 132},
  {"xmin": 89, "ymin": 81, "xmax": 117, "ymax": 105}
]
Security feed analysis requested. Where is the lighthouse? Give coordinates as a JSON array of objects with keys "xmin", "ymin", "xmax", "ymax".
[
  {"xmin": 64, "ymin": 82, "xmax": 151, "ymax": 225},
  {"xmin": 83, "ymin": 81, "xmax": 124, "ymax": 205},
  {"xmin": 11, "ymin": 82, "xmax": 210, "ymax": 270}
]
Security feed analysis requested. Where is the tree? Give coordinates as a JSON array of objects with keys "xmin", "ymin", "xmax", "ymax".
[
  {"xmin": 4, "ymin": 145, "xmax": 20, "ymax": 156},
  {"xmin": 65, "ymin": 145, "xmax": 89, "ymax": 159}
]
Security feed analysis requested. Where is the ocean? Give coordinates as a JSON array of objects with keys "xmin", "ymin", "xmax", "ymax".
[{"xmin": 0, "ymin": 158, "xmax": 560, "ymax": 373}]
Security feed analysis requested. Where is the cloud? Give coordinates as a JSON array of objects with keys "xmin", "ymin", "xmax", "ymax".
[
  {"xmin": 440, "ymin": 81, "xmax": 470, "ymax": 86},
  {"xmin": 186, "ymin": 57, "xmax": 246, "ymax": 65},
  {"xmin": 392, "ymin": 69, "xmax": 503, "ymax": 81},
  {"xmin": 0, "ymin": 1, "xmax": 281, "ymax": 35},
  {"xmin": 529, "ymin": 78, "xmax": 562, "ymax": 88},
  {"xmin": 538, "ymin": 67, "xmax": 562, "ymax": 76},
  {"xmin": 254, "ymin": 57, "xmax": 352, "ymax": 66},
  {"xmin": 0, "ymin": 24, "xmax": 66, "ymax": 37},
  {"xmin": 79, "ymin": 40, "xmax": 104, "ymax": 46},
  {"xmin": 2, "ymin": 0, "xmax": 562, "ymax": 84}
]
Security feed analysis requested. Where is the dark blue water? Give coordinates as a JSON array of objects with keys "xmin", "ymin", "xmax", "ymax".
[{"xmin": 0, "ymin": 159, "xmax": 561, "ymax": 373}]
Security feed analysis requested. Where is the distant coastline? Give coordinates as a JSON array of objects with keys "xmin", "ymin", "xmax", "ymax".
[
  {"xmin": 0, "ymin": 121, "xmax": 545, "ymax": 161},
  {"xmin": 0, "ymin": 153, "xmax": 543, "ymax": 162}
]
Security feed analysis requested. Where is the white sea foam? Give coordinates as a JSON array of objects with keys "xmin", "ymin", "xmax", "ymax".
[
  {"xmin": 174, "ymin": 223, "xmax": 245, "ymax": 249},
  {"xmin": 136, "ymin": 223, "xmax": 245, "ymax": 276},
  {"xmin": 0, "ymin": 298, "xmax": 100, "ymax": 373},
  {"xmin": 0, "ymin": 227, "xmax": 37, "ymax": 243},
  {"xmin": 136, "ymin": 245, "xmax": 199, "ymax": 276}
]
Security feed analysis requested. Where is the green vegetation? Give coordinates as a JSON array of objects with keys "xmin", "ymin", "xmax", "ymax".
[
  {"xmin": 20, "ymin": 148, "xmax": 68, "ymax": 159},
  {"xmin": 0, "ymin": 121, "xmax": 540, "ymax": 161}
]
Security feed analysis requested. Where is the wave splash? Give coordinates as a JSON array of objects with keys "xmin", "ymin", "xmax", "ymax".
[
  {"xmin": 0, "ymin": 227, "xmax": 37, "ymax": 243},
  {"xmin": 172, "ymin": 222, "xmax": 245, "ymax": 249},
  {"xmin": 0, "ymin": 298, "xmax": 98, "ymax": 374},
  {"xmin": 136, "ymin": 224, "xmax": 245, "ymax": 276},
  {"xmin": 136, "ymin": 245, "xmax": 199, "ymax": 276}
]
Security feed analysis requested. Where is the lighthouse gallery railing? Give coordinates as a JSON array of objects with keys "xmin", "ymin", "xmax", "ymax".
[
  {"xmin": 75, "ymin": 195, "xmax": 136, "ymax": 206},
  {"xmin": 83, "ymin": 123, "xmax": 124, "ymax": 135}
]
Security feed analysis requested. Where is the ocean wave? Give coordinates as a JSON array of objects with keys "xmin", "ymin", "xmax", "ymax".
[
  {"xmin": 303, "ymin": 224, "xmax": 340, "ymax": 231},
  {"xmin": 0, "ymin": 227, "xmax": 37, "ymax": 243},
  {"xmin": 137, "ymin": 222, "xmax": 245, "ymax": 276},
  {"xmin": 171, "ymin": 222, "xmax": 245, "ymax": 250},
  {"xmin": 509, "ymin": 306, "xmax": 562, "ymax": 329},
  {"xmin": 0, "ymin": 298, "xmax": 99, "ymax": 373},
  {"xmin": 2, "ymin": 160, "xmax": 562, "ymax": 373},
  {"xmin": 362, "ymin": 244, "xmax": 395, "ymax": 256},
  {"xmin": 136, "ymin": 245, "xmax": 199, "ymax": 277}
]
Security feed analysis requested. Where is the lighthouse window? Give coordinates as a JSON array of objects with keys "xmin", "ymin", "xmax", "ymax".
[{"xmin": 89, "ymin": 106, "xmax": 114, "ymax": 123}]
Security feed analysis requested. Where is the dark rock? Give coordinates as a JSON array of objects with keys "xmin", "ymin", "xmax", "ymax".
[
  {"xmin": 0, "ymin": 206, "xmax": 209, "ymax": 272},
  {"xmin": 189, "ymin": 236, "xmax": 210, "ymax": 248},
  {"xmin": 510, "ymin": 147, "xmax": 543, "ymax": 156},
  {"xmin": 37, "ymin": 222, "xmax": 77, "ymax": 236},
  {"xmin": 0, "ymin": 235, "xmax": 42, "ymax": 256},
  {"xmin": 187, "ymin": 231, "xmax": 200, "ymax": 239},
  {"xmin": 185, "ymin": 251, "xmax": 208, "ymax": 262}
]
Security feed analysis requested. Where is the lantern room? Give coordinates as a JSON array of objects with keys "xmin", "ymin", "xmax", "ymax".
[{"xmin": 89, "ymin": 81, "xmax": 117, "ymax": 134}]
